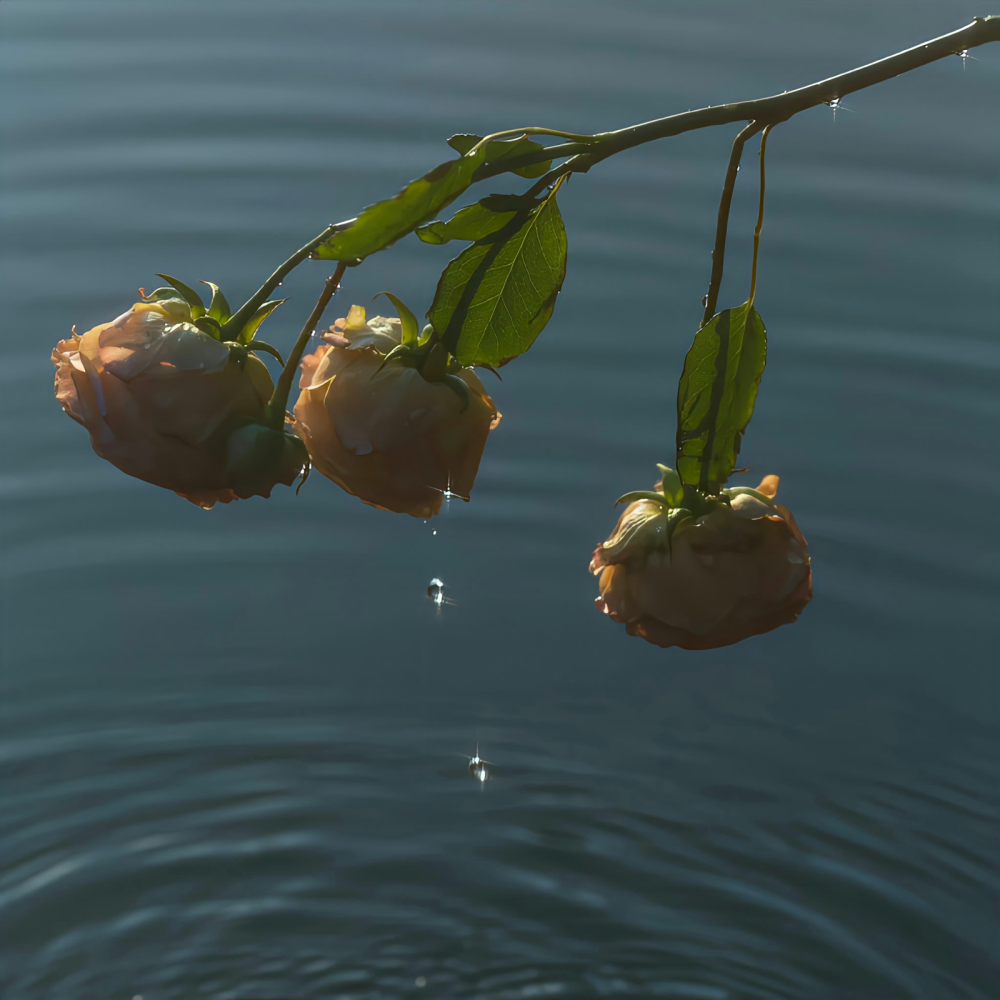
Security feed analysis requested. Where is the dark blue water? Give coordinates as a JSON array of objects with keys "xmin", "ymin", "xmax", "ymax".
[{"xmin": 1, "ymin": 2, "xmax": 998, "ymax": 997}]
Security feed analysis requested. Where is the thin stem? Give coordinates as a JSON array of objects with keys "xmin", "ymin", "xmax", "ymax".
[
  {"xmin": 265, "ymin": 262, "xmax": 348, "ymax": 429},
  {"xmin": 523, "ymin": 160, "xmax": 575, "ymax": 199},
  {"xmin": 472, "ymin": 16, "xmax": 1000, "ymax": 182},
  {"xmin": 748, "ymin": 125, "xmax": 774, "ymax": 310},
  {"xmin": 701, "ymin": 122, "xmax": 762, "ymax": 327},
  {"xmin": 222, "ymin": 221, "xmax": 355, "ymax": 339}
]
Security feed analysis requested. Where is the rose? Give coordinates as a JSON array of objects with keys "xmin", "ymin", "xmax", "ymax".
[
  {"xmin": 52, "ymin": 297, "xmax": 307, "ymax": 509},
  {"xmin": 291, "ymin": 305, "xmax": 501, "ymax": 518},
  {"xmin": 590, "ymin": 474, "xmax": 811, "ymax": 649}
]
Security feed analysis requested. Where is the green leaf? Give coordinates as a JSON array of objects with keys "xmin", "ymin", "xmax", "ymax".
[
  {"xmin": 314, "ymin": 150, "xmax": 488, "ymax": 262},
  {"xmin": 238, "ymin": 299, "xmax": 287, "ymax": 345},
  {"xmin": 447, "ymin": 134, "xmax": 552, "ymax": 178},
  {"xmin": 675, "ymin": 301, "xmax": 767, "ymax": 492},
  {"xmin": 155, "ymin": 274, "xmax": 206, "ymax": 318},
  {"xmin": 376, "ymin": 292, "xmax": 419, "ymax": 347},
  {"xmin": 426, "ymin": 181, "xmax": 567, "ymax": 368},
  {"xmin": 199, "ymin": 281, "xmax": 231, "ymax": 322},
  {"xmin": 416, "ymin": 194, "xmax": 535, "ymax": 246}
]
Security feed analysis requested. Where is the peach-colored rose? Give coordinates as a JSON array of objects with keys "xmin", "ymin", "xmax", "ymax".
[
  {"xmin": 590, "ymin": 475, "xmax": 811, "ymax": 649},
  {"xmin": 52, "ymin": 298, "xmax": 306, "ymax": 509},
  {"xmin": 291, "ymin": 305, "xmax": 501, "ymax": 518}
]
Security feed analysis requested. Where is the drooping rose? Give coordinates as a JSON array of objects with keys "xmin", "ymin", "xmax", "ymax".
[
  {"xmin": 590, "ymin": 474, "xmax": 811, "ymax": 649},
  {"xmin": 291, "ymin": 305, "xmax": 501, "ymax": 517},
  {"xmin": 52, "ymin": 297, "xmax": 307, "ymax": 509}
]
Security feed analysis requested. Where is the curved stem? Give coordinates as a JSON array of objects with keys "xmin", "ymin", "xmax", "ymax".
[
  {"xmin": 701, "ymin": 122, "xmax": 762, "ymax": 327},
  {"xmin": 470, "ymin": 127, "xmax": 598, "ymax": 155},
  {"xmin": 265, "ymin": 262, "xmax": 347, "ymax": 429},
  {"xmin": 222, "ymin": 221, "xmax": 355, "ymax": 340},
  {"xmin": 748, "ymin": 125, "xmax": 774, "ymax": 310}
]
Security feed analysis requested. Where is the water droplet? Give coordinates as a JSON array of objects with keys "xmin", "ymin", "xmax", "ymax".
[
  {"xmin": 432, "ymin": 529, "xmax": 437, "ymax": 536},
  {"xmin": 427, "ymin": 577, "xmax": 444, "ymax": 606},
  {"xmin": 415, "ymin": 977, "xmax": 427, "ymax": 988},
  {"xmin": 465, "ymin": 744, "xmax": 493, "ymax": 782}
]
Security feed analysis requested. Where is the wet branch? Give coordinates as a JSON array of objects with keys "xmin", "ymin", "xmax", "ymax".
[{"xmin": 475, "ymin": 16, "xmax": 1000, "ymax": 182}]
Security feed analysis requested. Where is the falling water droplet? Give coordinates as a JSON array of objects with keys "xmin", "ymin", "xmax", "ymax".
[
  {"xmin": 427, "ymin": 577, "xmax": 445, "ymax": 607},
  {"xmin": 432, "ymin": 529, "xmax": 437, "ymax": 536},
  {"xmin": 465, "ymin": 744, "xmax": 493, "ymax": 782}
]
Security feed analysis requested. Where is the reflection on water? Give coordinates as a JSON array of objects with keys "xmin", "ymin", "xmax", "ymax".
[{"xmin": 2, "ymin": 1, "xmax": 999, "ymax": 997}]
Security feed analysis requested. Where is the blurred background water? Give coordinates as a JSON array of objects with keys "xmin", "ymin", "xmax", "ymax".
[{"xmin": 1, "ymin": 2, "xmax": 998, "ymax": 997}]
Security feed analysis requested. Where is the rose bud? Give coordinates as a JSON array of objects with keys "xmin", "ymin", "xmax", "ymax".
[
  {"xmin": 52, "ymin": 285, "xmax": 307, "ymax": 509},
  {"xmin": 590, "ymin": 469, "xmax": 811, "ymax": 650},
  {"xmin": 291, "ymin": 301, "xmax": 501, "ymax": 518}
]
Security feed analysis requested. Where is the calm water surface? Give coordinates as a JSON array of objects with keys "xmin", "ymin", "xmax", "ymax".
[{"xmin": 1, "ymin": 2, "xmax": 998, "ymax": 997}]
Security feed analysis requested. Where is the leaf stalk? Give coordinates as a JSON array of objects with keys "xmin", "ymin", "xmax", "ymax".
[
  {"xmin": 748, "ymin": 125, "xmax": 774, "ymax": 310},
  {"xmin": 701, "ymin": 122, "xmax": 761, "ymax": 327},
  {"xmin": 264, "ymin": 262, "xmax": 348, "ymax": 429}
]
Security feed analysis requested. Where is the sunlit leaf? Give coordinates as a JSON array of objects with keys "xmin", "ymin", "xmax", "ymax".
[
  {"xmin": 314, "ymin": 150, "xmax": 488, "ymax": 262},
  {"xmin": 155, "ymin": 274, "xmax": 206, "ymax": 318},
  {"xmin": 238, "ymin": 298, "xmax": 287, "ymax": 345},
  {"xmin": 447, "ymin": 134, "xmax": 552, "ymax": 178},
  {"xmin": 199, "ymin": 280, "xmax": 231, "ymax": 322},
  {"xmin": 675, "ymin": 301, "xmax": 767, "ymax": 492},
  {"xmin": 426, "ymin": 182, "xmax": 567, "ymax": 368},
  {"xmin": 416, "ymin": 194, "xmax": 534, "ymax": 245}
]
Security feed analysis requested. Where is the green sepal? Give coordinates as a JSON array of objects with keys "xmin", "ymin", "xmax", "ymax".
[
  {"xmin": 193, "ymin": 316, "xmax": 223, "ymax": 339},
  {"xmin": 140, "ymin": 286, "xmax": 185, "ymax": 304},
  {"xmin": 441, "ymin": 373, "xmax": 470, "ymax": 412},
  {"xmin": 420, "ymin": 342, "xmax": 448, "ymax": 382},
  {"xmin": 234, "ymin": 298, "xmax": 287, "ymax": 345},
  {"xmin": 656, "ymin": 464, "xmax": 685, "ymax": 506},
  {"xmin": 723, "ymin": 486, "xmax": 774, "ymax": 506},
  {"xmin": 199, "ymin": 280, "xmax": 231, "ymax": 322},
  {"xmin": 155, "ymin": 273, "xmax": 206, "ymax": 318},
  {"xmin": 371, "ymin": 342, "xmax": 411, "ymax": 377},
  {"xmin": 245, "ymin": 340, "xmax": 285, "ymax": 366},
  {"xmin": 224, "ymin": 341, "xmax": 248, "ymax": 367},
  {"xmin": 615, "ymin": 490, "xmax": 670, "ymax": 507},
  {"xmin": 376, "ymin": 292, "xmax": 420, "ymax": 347}
]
